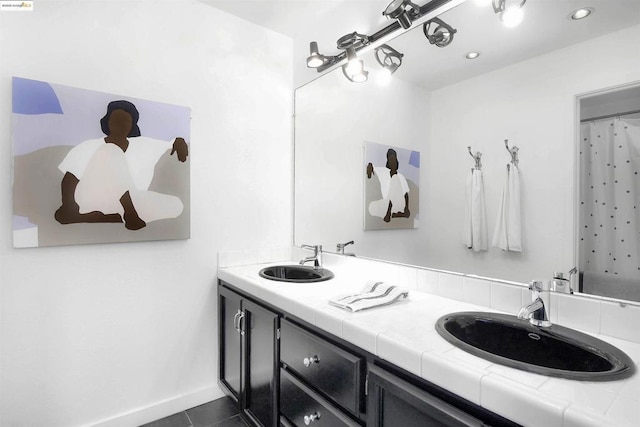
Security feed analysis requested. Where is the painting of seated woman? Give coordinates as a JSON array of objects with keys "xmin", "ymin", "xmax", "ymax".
[{"xmin": 12, "ymin": 77, "xmax": 191, "ymax": 248}]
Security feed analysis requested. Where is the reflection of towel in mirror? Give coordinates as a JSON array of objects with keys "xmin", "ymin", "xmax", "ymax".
[
  {"xmin": 463, "ymin": 169, "xmax": 488, "ymax": 251},
  {"xmin": 492, "ymin": 165, "xmax": 522, "ymax": 252},
  {"xmin": 329, "ymin": 281, "xmax": 409, "ymax": 312}
]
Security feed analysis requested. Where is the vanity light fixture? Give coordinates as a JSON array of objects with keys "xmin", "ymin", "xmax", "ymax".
[
  {"xmin": 342, "ymin": 47, "xmax": 368, "ymax": 83},
  {"xmin": 570, "ymin": 7, "xmax": 593, "ymax": 20},
  {"xmin": 305, "ymin": 0, "xmax": 466, "ymax": 75},
  {"xmin": 423, "ymin": 18, "xmax": 457, "ymax": 48},
  {"xmin": 382, "ymin": 0, "xmax": 421, "ymax": 29},
  {"xmin": 307, "ymin": 42, "xmax": 327, "ymax": 68},
  {"xmin": 374, "ymin": 44, "xmax": 404, "ymax": 84},
  {"xmin": 465, "ymin": 51, "xmax": 480, "ymax": 59},
  {"xmin": 492, "ymin": 0, "xmax": 527, "ymax": 28}
]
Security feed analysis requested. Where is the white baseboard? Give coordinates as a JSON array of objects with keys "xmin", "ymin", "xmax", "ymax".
[{"xmin": 90, "ymin": 384, "xmax": 225, "ymax": 427}]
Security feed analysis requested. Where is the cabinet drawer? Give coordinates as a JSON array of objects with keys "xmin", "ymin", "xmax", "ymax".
[
  {"xmin": 280, "ymin": 369, "xmax": 361, "ymax": 427},
  {"xmin": 280, "ymin": 320, "xmax": 362, "ymax": 415}
]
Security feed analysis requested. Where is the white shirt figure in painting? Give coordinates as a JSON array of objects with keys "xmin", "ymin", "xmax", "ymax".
[
  {"xmin": 366, "ymin": 148, "xmax": 411, "ymax": 223},
  {"xmin": 55, "ymin": 100, "xmax": 188, "ymax": 230}
]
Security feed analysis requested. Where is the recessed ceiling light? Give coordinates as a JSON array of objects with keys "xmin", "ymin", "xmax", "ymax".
[
  {"xmin": 570, "ymin": 7, "xmax": 594, "ymax": 20},
  {"xmin": 465, "ymin": 51, "xmax": 480, "ymax": 59}
]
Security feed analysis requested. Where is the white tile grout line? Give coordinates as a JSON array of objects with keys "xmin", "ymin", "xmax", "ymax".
[{"xmin": 184, "ymin": 410, "xmax": 193, "ymax": 426}]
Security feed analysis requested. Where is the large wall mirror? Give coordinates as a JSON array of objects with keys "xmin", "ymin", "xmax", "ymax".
[{"xmin": 295, "ymin": 0, "xmax": 640, "ymax": 302}]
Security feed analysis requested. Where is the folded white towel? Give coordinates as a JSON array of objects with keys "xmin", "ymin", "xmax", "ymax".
[{"xmin": 329, "ymin": 281, "xmax": 409, "ymax": 312}]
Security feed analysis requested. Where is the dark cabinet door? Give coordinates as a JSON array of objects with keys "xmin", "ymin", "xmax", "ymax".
[
  {"xmin": 367, "ymin": 365, "xmax": 486, "ymax": 427},
  {"xmin": 243, "ymin": 299, "xmax": 279, "ymax": 427},
  {"xmin": 219, "ymin": 286, "xmax": 243, "ymax": 401},
  {"xmin": 219, "ymin": 283, "xmax": 280, "ymax": 427}
]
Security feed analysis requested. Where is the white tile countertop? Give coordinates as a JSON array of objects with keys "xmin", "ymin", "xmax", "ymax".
[{"xmin": 217, "ymin": 251, "xmax": 640, "ymax": 427}]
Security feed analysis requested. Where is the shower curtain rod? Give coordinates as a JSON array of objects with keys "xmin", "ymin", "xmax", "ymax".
[{"xmin": 580, "ymin": 108, "xmax": 640, "ymax": 123}]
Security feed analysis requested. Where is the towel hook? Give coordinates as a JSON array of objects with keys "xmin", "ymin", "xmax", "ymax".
[
  {"xmin": 504, "ymin": 139, "xmax": 519, "ymax": 167},
  {"xmin": 468, "ymin": 146, "xmax": 482, "ymax": 171}
]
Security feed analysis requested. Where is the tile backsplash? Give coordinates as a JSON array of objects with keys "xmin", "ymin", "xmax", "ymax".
[{"xmin": 217, "ymin": 247, "xmax": 640, "ymax": 344}]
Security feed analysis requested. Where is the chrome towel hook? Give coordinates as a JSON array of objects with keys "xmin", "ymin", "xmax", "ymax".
[
  {"xmin": 468, "ymin": 146, "xmax": 482, "ymax": 171},
  {"xmin": 504, "ymin": 139, "xmax": 519, "ymax": 167}
]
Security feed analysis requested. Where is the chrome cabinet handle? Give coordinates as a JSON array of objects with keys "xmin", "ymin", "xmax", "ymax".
[
  {"xmin": 303, "ymin": 411, "xmax": 320, "ymax": 425},
  {"xmin": 233, "ymin": 310, "xmax": 242, "ymax": 332},
  {"xmin": 303, "ymin": 355, "xmax": 319, "ymax": 367},
  {"xmin": 237, "ymin": 311, "xmax": 245, "ymax": 336}
]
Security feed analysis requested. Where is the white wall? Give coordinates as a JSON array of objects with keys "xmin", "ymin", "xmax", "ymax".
[
  {"xmin": 427, "ymin": 24, "xmax": 640, "ymax": 282},
  {"xmin": 0, "ymin": 1, "xmax": 292, "ymax": 426}
]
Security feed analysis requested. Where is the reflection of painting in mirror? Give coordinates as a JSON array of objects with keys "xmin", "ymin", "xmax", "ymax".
[
  {"xmin": 364, "ymin": 141, "xmax": 419, "ymax": 230},
  {"xmin": 12, "ymin": 77, "xmax": 191, "ymax": 248},
  {"xmin": 578, "ymin": 85, "xmax": 640, "ymax": 302}
]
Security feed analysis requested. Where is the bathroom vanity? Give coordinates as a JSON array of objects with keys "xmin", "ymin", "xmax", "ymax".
[
  {"xmin": 219, "ymin": 281, "xmax": 513, "ymax": 427},
  {"xmin": 217, "ymin": 249, "xmax": 640, "ymax": 427}
]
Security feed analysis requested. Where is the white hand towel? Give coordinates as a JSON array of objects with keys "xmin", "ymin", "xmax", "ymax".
[
  {"xmin": 507, "ymin": 165, "xmax": 522, "ymax": 251},
  {"xmin": 493, "ymin": 166, "xmax": 509, "ymax": 250},
  {"xmin": 464, "ymin": 169, "xmax": 488, "ymax": 251},
  {"xmin": 463, "ymin": 172, "xmax": 473, "ymax": 248},
  {"xmin": 329, "ymin": 281, "xmax": 409, "ymax": 312},
  {"xmin": 492, "ymin": 165, "xmax": 522, "ymax": 252}
]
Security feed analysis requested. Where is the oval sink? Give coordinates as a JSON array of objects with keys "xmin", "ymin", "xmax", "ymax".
[
  {"xmin": 436, "ymin": 311, "xmax": 635, "ymax": 381},
  {"xmin": 259, "ymin": 265, "xmax": 334, "ymax": 283}
]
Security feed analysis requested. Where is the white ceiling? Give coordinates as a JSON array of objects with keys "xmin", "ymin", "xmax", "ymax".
[
  {"xmin": 202, "ymin": 0, "xmax": 640, "ymax": 90},
  {"xmin": 200, "ymin": 1, "xmax": 389, "ymax": 39}
]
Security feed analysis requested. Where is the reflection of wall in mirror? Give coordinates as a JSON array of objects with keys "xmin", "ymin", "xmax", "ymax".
[
  {"xmin": 295, "ymin": 24, "xmax": 640, "ymax": 292},
  {"xmin": 424, "ymin": 25, "xmax": 640, "ymax": 286}
]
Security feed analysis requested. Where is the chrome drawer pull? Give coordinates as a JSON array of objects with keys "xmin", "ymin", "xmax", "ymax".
[
  {"xmin": 303, "ymin": 411, "xmax": 321, "ymax": 425},
  {"xmin": 303, "ymin": 355, "xmax": 319, "ymax": 367}
]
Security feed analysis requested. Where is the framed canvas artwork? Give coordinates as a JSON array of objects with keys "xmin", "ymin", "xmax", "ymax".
[
  {"xmin": 12, "ymin": 77, "xmax": 191, "ymax": 248},
  {"xmin": 364, "ymin": 141, "xmax": 420, "ymax": 231}
]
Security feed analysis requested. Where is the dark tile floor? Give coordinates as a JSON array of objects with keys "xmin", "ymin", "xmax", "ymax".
[{"xmin": 140, "ymin": 396, "xmax": 248, "ymax": 427}]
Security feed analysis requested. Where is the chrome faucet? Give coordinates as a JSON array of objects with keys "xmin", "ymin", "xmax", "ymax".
[
  {"xmin": 336, "ymin": 240, "xmax": 355, "ymax": 256},
  {"xmin": 299, "ymin": 244, "xmax": 322, "ymax": 269},
  {"xmin": 552, "ymin": 272, "xmax": 571, "ymax": 294},
  {"xmin": 518, "ymin": 280, "xmax": 552, "ymax": 327},
  {"xmin": 552, "ymin": 267, "xmax": 577, "ymax": 294}
]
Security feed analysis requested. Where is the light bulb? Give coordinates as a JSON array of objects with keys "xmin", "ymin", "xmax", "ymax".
[
  {"xmin": 307, "ymin": 55, "xmax": 324, "ymax": 68},
  {"xmin": 501, "ymin": 6, "xmax": 524, "ymax": 27},
  {"xmin": 345, "ymin": 58, "xmax": 363, "ymax": 77},
  {"xmin": 351, "ymin": 71, "xmax": 368, "ymax": 83},
  {"xmin": 306, "ymin": 41, "xmax": 326, "ymax": 68}
]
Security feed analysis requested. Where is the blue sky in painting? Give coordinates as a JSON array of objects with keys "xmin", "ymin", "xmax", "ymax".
[{"xmin": 12, "ymin": 77, "xmax": 191, "ymax": 156}]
